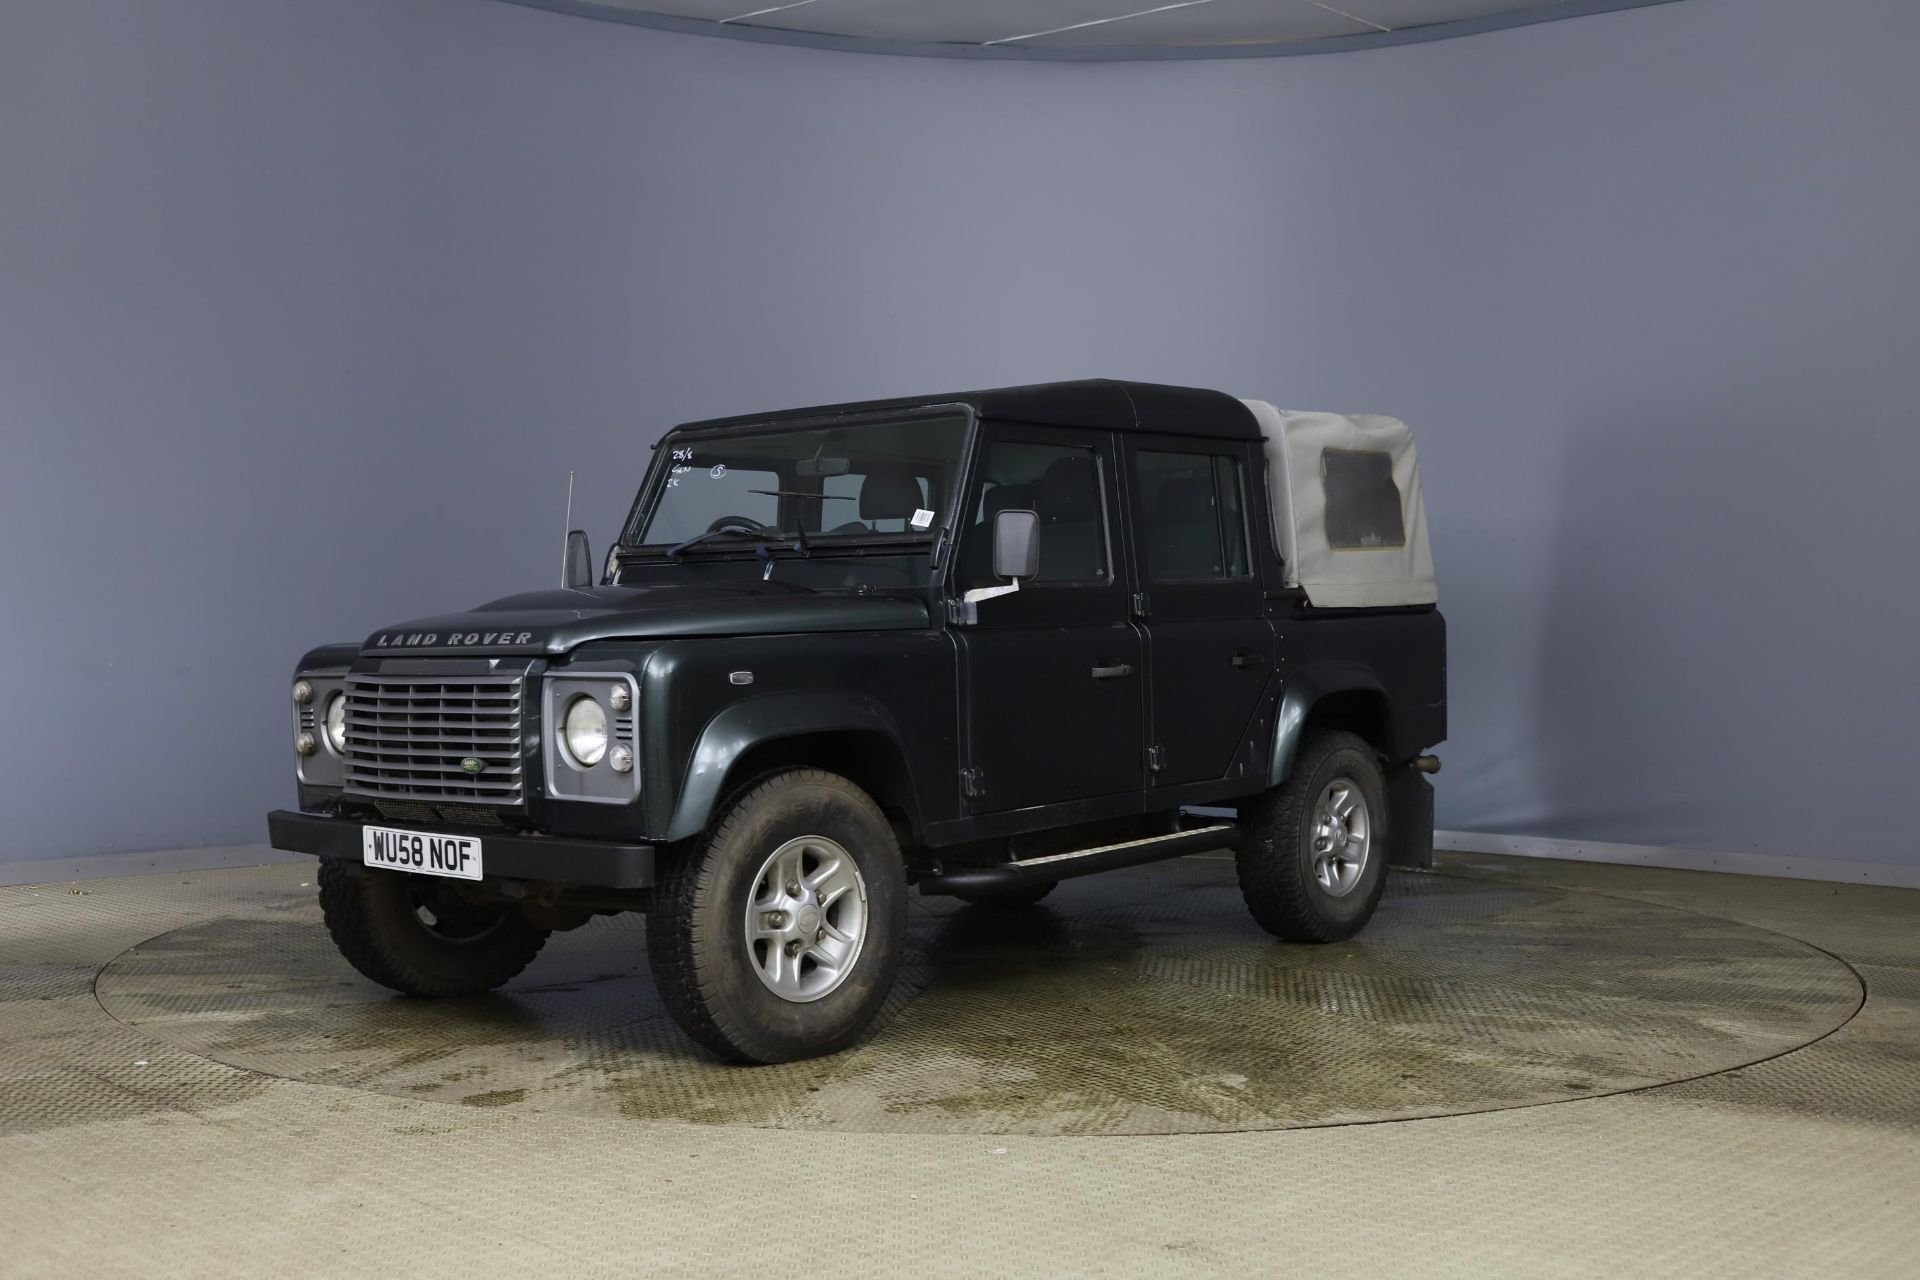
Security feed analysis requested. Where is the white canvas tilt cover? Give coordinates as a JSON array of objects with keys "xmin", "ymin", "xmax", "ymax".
[{"xmin": 1239, "ymin": 399, "xmax": 1437, "ymax": 609}]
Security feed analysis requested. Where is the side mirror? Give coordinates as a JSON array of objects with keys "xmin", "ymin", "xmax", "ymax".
[
  {"xmin": 564, "ymin": 530, "xmax": 593, "ymax": 589},
  {"xmin": 991, "ymin": 509, "xmax": 1040, "ymax": 581}
]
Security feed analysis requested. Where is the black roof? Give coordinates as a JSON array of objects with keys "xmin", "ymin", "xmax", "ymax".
[{"xmin": 674, "ymin": 379, "xmax": 1261, "ymax": 441}]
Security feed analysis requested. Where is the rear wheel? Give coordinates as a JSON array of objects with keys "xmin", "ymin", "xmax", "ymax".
[
  {"xmin": 317, "ymin": 860, "xmax": 551, "ymax": 996},
  {"xmin": 1236, "ymin": 729, "xmax": 1389, "ymax": 942},
  {"xmin": 646, "ymin": 769, "xmax": 907, "ymax": 1063}
]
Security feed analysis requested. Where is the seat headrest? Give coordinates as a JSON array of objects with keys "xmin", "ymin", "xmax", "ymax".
[
  {"xmin": 1035, "ymin": 457, "xmax": 1099, "ymax": 523},
  {"xmin": 859, "ymin": 464, "xmax": 921, "ymax": 521}
]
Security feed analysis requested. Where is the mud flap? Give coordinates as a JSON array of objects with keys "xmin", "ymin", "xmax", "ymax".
[{"xmin": 1386, "ymin": 768, "xmax": 1435, "ymax": 869}]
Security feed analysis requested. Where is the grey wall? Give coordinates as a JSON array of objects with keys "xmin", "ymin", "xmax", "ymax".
[{"xmin": 2, "ymin": 0, "xmax": 1915, "ymax": 866}]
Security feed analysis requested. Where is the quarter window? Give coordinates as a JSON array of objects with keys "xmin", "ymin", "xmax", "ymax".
[
  {"xmin": 1320, "ymin": 449, "xmax": 1407, "ymax": 550},
  {"xmin": 1135, "ymin": 450, "xmax": 1250, "ymax": 581}
]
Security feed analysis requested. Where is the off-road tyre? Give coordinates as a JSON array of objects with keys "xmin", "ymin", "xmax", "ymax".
[
  {"xmin": 317, "ymin": 859, "xmax": 551, "ymax": 996},
  {"xmin": 646, "ymin": 768, "xmax": 908, "ymax": 1063},
  {"xmin": 1236, "ymin": 729, "xmax": 1390, "ymax": 943},
  {"xmin": 948, "ymin": 881, "xmax": 1056, "ymax": 908}
]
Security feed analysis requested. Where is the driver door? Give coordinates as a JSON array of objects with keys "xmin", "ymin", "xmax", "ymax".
[{"xmin": 950, "ymin": 426, "xmax": 1144, "ymax": 814}]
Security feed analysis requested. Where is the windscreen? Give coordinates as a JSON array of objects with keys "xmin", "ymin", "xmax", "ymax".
[{"xmin": 632, "ymin": 415, "xmax": 970, "ymax": 548}]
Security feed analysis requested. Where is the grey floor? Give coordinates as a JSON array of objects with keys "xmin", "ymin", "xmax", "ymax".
[{"xmin": 2, "ymin": 851, "xmax": 1915, "ymax": 1277}]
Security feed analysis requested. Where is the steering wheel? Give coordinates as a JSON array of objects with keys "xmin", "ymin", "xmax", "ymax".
[{"xmin": 707, "ymin": 515, "xmax": 770, "ymax": 535}]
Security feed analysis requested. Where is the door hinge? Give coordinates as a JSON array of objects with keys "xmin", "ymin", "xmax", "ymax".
[
  {"xmin": 961, "ymin": 767, "xmax": 986, "ymax": 799},
  {"xmin": 1147, "ymin": 744, "xmax": 1167, "ymax": 773},
  {"xmin": 1131, "ymin": 591, "xmax": 1151, "ymax": 618}
]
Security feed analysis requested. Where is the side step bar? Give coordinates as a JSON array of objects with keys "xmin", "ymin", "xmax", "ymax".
[{"xmin": 919, "ymin": 823, "xmax": 1238, "ymax": 896}]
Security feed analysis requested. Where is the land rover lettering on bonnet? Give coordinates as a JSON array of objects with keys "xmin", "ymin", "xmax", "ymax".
[
  {"xmin": 268, "ymin": 380, "xmax": 1446, "ymax": 1063},
  {"xmin": 371, "ymin": 630, "xmax": 535, "ymax": 648}
]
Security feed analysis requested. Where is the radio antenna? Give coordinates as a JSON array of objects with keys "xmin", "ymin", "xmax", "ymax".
[{"xmin": 560, "ymin": 470, "xmax": 575, "ymax": 587}]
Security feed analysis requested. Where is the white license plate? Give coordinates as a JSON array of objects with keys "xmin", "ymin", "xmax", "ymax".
[{"xmin": 361, "ymin": 825, "xmax": 484, "ymax": 881}]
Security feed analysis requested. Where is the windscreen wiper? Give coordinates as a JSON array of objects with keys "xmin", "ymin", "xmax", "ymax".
[
  {"xmin": 744, "ymin": 488, "xmax": 853, "ymax": 558},
  {"xmin": 775, "ymin": 522, "xmax": 810, "ymax": 557},
  {"xmin": 663, "ymin": 523, "xmax": 762, "ymax": 560},
  {"xmin": 663, "ymin": 519, "xmax": 810, "ymax": 561},
  {"xmin": 748, "ymin": 488, "xmax": 855, "ymax": 504}
]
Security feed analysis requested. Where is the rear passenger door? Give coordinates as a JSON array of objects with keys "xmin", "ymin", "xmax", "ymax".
[{"xmin": 1121, "ymin": 436, "xmax": 1272, "ymax": 788}]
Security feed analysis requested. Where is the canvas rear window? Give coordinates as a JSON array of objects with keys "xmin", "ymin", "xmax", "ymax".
[{"xmin": 1320, "ymin": 448, "xmax": 1406, "ymax": 550}]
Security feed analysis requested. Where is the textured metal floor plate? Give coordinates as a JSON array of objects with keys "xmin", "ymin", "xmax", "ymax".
[{"xmin": 90, "ymin": 858, "xmax": 1861, "ymax": 1135}]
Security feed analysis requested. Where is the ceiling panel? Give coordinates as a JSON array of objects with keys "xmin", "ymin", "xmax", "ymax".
[
  {"xmin": 1340, "ymin": 0, "xmax": 1569, "ymax": 32},
  {"xmin": 1011, "ymin": 0, "xmax": 1374, "ymax": 49},
  {"xmin": 733, "ymin": 0, "xmax": 1156, "ymax": 45},
  {"xmin": 577, "ymin": 0, "xmax": 755, "ymax": 19},
  {"xmin": 500, "ymin": 0, "xmax": 1689, "ymax": 56}
]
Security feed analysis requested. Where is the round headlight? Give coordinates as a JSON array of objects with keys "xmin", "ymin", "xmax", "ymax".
[
  {"xmin": 562, "ymin": 695, "xmax": 608, "ymax": 768},
  {"xmin": 323, "ymin": 692, "xmax": 348, "ymax": 755}
]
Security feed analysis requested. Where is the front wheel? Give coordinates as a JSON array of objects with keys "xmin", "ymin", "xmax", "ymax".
[
  {"xmin": 646, "ymin": 769, "xmax": 908, "ymax": 1063},
  {"xmin": 1235, "ymin": 729, "xmax": 1389, "ymax": 942},
  {"xmin": 317, "ymin": 860, "xmax": 551, "ymax": 996}
]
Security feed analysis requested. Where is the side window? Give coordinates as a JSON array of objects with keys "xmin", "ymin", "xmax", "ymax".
[
  {"xmin": 965, "ymin": 441, "xmax": 1107, "ymax": 585},
  {"xmin": 1321, "ymin": 449, "xmax": 1406, "ymax": 549},
  {"xmin": 1214, "ymin": 455, "xmax": 1249, "ymax": 577},
  {"xmin": 1135, "ymin": 449, "xmax": 1250, "ymax": 581}
]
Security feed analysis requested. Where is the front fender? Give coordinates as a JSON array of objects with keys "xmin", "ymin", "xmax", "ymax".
[
  {"xmin": 664, "ymin": 690, "xmax": 910, "ymax": 843},
  {"xmin": 1268, "ymin": 661, "xmax": 1388, "ymax": 787}
]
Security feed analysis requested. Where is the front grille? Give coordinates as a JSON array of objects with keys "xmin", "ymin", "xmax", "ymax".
[
  {"xmin": 343, "ymin": 674, "xmax": 525, "ymax": 806},
  {"xmin": 371, "ymin": 800, "xmax": 508, "ymax": 828}
]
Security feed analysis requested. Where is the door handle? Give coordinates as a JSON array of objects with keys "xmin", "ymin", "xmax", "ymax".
[
  {"xmin": 1090, "ymin": 662, "xmax": 1134, "ymax": 680},
  {"xmin": 1231, "ymin": 651, "xmax": 1263, "ymax": 669}
]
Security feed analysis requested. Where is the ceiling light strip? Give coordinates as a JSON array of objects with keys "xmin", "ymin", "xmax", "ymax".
[
  {"xmin": 984, "ymin": 0, "xmax": 1222, "ymax": 47},
  {"xmin": 721, "ymin": 0, "xmax": 822, "ymax": 24},
  {"xmin": 1303, "ymin": 0, "xmax": 1394, "ymax": 33}
]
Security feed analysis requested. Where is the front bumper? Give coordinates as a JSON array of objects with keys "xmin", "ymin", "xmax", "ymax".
[{"xmin": 267, "ymin": 810, "xmax": 656, "ymax": 889}]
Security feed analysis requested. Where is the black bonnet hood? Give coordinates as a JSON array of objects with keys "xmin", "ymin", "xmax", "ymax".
[{"xmin": 363, "ymin": 582, "xmax": 927, "ymax": 657}]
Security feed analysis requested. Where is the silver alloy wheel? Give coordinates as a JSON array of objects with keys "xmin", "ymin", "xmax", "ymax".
[
  {"xmin": 1310, "ymin": 777, "xmax": 1372, "ymax": 898},
  {"xmin": 742, "ymin": 835, "xmax": 869, "ymax": 1003}
]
